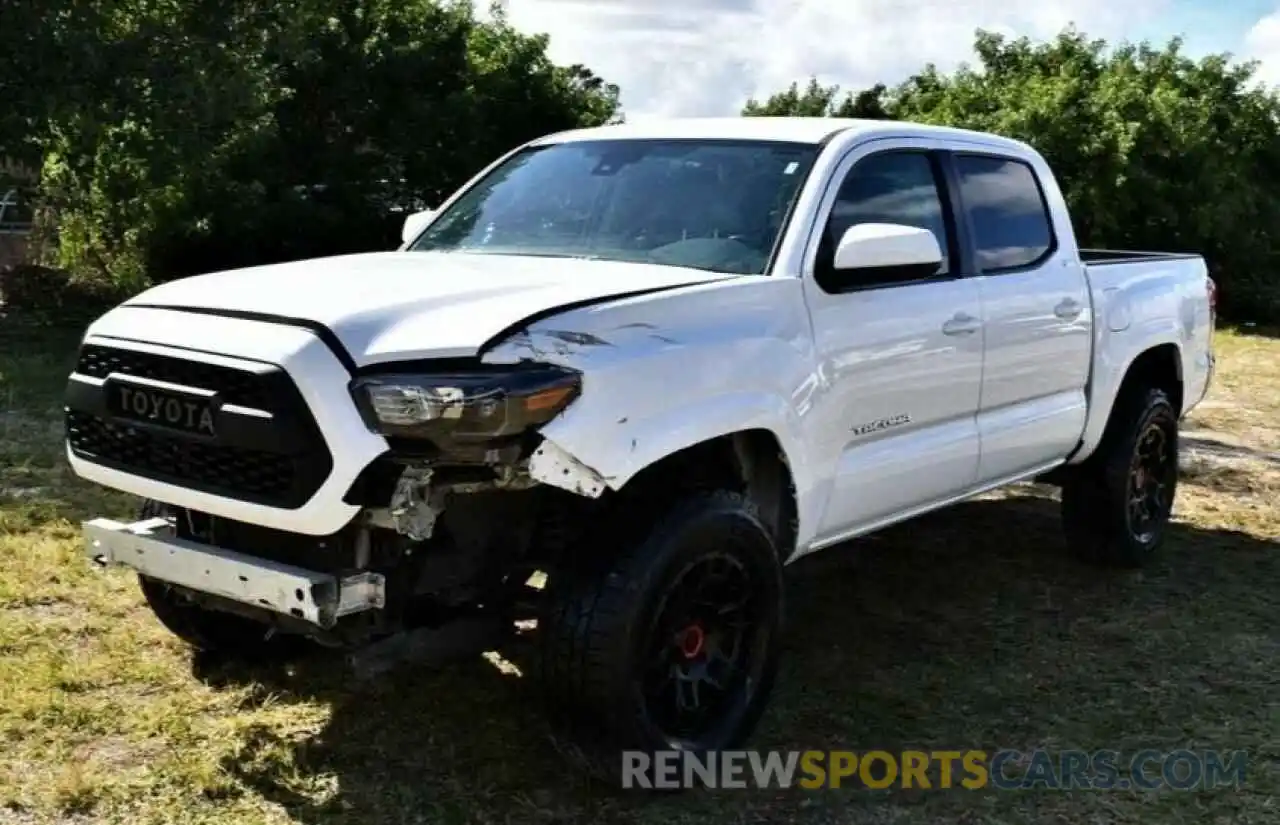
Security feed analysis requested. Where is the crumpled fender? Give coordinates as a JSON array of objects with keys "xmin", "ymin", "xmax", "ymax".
[{"xmin": 482, "ymin": 276, "xmax": 832, "ymax": 550}]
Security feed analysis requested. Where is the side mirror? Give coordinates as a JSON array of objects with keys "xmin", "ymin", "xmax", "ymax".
[
  {"xmin": 832, "ymin": 223, "xmax": 942, "ymax": 282},
  {"xmin": 401, "ymin": 209, "xmax": 436, "ymax": 245}
]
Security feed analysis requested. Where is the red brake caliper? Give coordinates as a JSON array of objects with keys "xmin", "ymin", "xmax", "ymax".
[{"xmin": 678, "ymin": 623, "xmax": 706, "ymax": 659}]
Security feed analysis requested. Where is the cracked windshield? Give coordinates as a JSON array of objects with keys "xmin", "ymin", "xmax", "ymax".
[{"xmin": 409, "ymin": 139, "xmax": 817, "ymax": 274}]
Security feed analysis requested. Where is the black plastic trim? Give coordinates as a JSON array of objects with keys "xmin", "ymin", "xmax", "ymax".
[
  {"xmin": 817, "ymin": 126, "xmax": 853, "ymax": 147},
  {"xmin": 1079, "ymin": 249, "xmax": 1202, "ymax": 265},
  {"xmin": 822, "ymin": 263, "xmax": 951, "ymax": 293},
  {"xmin": 126, "ymin": 303, "xmax": 359, "ymax": 375},
  {"xmin": 936, "ymin": 151, "xmax": 979, "ymax": 277},
  {"xmin": 85, "ymin": 334, "xmax": 279, "ymax": 370}
]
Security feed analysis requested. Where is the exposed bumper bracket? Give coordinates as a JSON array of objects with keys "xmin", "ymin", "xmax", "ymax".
[
  {"xmin": 83, "ymin": 516, "xmax": 384, "ymax": 628},
  {"xmin": 527, "ymin": 439, "xmax": 608, "ymax": 497}
]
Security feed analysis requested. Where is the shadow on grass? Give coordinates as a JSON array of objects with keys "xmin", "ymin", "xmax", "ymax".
[
  {"xmin": 198, "ymin": 489, "xmax": 1278, "ymax": 825},
  {"xmin": 1182, "ymin": 435, "xmax": 1280, "ymax": 467}
]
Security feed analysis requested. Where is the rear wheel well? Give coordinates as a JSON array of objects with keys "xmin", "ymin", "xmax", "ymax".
[
  {"xmin": 1082, "ymin": 344, "xmax": 1183, "ymax": 471},
  {"xmin": 1119, "ymin": 344, "xmax": 1183, "ymax": 416},
  {"xmin": 1039, "ymin": 343, "xmax": 1183, "ymax": 486}
]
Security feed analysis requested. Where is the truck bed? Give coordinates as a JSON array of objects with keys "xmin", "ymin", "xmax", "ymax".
[{"xmin": 1076, "ymin": 247, "xmax": 1214, "ymax": 434}]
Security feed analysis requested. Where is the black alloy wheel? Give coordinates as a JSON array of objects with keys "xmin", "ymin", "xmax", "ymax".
[
  {"xmin": 1126, "ymin": 420, "xmax": 1176, "ymax": 545},
  {"xmin": 536, "ymin": 490, "xmax": 785, "ymax": 778},
  {"xmin": 1061, "ymin": 386, "xmax": 1180, "ymax": 567},
  {"xmin": 638, "ymin": 549, "xmax": 771, "ymax": 749}
]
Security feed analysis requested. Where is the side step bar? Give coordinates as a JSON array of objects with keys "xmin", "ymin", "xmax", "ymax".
[{"xmin": 82, "ymin": 516, "xmax": 384, "ymax": 628}]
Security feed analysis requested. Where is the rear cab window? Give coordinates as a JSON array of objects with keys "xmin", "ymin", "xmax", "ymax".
[{"xmin": 953, "ymin": 155, "xmax": 1055, "ymax": 272}]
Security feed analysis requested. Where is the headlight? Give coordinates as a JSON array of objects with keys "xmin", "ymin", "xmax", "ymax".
[{"xmin": 350, "ymin": 364, "xmax": 581, "ymax": 442}]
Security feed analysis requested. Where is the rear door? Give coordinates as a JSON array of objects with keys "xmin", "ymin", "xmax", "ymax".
[
  {"xmin": 803, "ymin": 139, "xmax": 985, "ymax": 544},
  {"xmin": 946, "ymin": 152, "xmax": 1093, "ymax": 481}
]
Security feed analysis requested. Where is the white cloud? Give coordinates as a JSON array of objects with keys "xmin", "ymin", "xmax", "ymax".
[
  {"xmin": 1244, "ymin": 7, "xmax": 1280, "ymax": 87},
  {"xmin": 496, "ymin": 0, "xmax": 1170, "ymax": 118}
]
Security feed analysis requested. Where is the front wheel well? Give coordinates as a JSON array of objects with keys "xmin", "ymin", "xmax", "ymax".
[{"xmin": 606, "ymin": 430, "xmax": 798, "ymax": 558}]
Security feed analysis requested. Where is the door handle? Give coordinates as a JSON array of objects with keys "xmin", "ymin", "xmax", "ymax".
[
  {"xmin": 1054, "ymin": 298, "xmax": 1083, "ymax": 320},
  {"xmin": 942, "ymin": 312, "xmax": 982, "ymax": 336}
]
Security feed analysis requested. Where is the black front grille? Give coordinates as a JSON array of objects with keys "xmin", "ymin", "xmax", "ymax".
[
  {"xmin": 76, "ymin": 344, "xmax": 270, "ymax": 409},
  {"xmin": 67, "ymin": 411, "xmax": 296, "ymax": 500},
  {"xmin": 65, "ymin": 345, "xmax": 333, "ymax": 509}
]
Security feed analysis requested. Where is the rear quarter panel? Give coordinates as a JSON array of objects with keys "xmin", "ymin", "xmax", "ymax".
[{"xmin": 1071, "ymin": 256, "xmax": 1213, "ymax": 463}]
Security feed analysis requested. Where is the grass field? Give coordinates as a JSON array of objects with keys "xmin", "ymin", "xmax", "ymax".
[{"xmin": 1, "ymin": 318, "xmax": 1276, "ymax": 824}]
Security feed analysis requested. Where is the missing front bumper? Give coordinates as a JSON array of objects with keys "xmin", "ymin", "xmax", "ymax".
[{"xmin": 83, "ymin": 516, "xmax": 384, "ymax": 628}]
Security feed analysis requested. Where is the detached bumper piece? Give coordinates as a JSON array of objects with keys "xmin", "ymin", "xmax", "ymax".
[{"xmin": 83, "ymin": 517, "xmax": 384, "ymax": 628}]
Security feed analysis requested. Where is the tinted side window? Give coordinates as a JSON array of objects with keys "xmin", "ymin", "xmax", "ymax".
[
  {"xmin": 954, "ymin": 155, "xmax": 1054, "ymax": 271},
  {"xmin": 821, "ymin": 151, "xmax": 951, "ymax": 281}
]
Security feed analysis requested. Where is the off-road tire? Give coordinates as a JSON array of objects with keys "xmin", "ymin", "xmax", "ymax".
[
  {"xmin": 1061, "ymin": 387, "xmax": 1180, "ymax": 567},
  {"xmin": 536, "ymin": 490, "xmax": 785, "ymax": 783},
  {"xmin": 135, "ymin": 500, "xmax": 292, "ymax": 657}
]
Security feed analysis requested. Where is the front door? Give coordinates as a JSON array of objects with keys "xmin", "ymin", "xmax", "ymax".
[{"xmin": 803, "ymin": 141, "xmax": 985, "ymax": 545}]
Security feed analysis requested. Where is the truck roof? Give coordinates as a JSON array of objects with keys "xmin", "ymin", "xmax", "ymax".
[{"xmin": 533, "ymin": 116, "xmax": 1033, "ymax": 154}]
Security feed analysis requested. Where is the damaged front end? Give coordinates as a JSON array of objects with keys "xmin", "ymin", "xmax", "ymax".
[
  {"xmin": 346, "ymin": 358, "xmax": 606, "ymax": 504},
  {"xmin": 85, "ymin": 354, "xmax": 611, "ymax": 675},
  {"xmin": 329, "ymin": 358, "xmax": 610, "ymax": 670}
]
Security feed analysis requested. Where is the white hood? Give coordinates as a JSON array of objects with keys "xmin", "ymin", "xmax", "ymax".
[{"xmin": 125, "ymin": 251, "xmax": 731, "ymax": 365}]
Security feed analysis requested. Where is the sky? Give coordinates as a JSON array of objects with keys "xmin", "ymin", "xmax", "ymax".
[{"xmin": 489, "ymin": 0, "xmax": 1280, "ymax": 119}]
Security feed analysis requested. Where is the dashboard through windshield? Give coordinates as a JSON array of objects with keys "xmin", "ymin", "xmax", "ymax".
[{"xmin": 408, "ymin": 139, "xmax": 819, "ymax": 275}]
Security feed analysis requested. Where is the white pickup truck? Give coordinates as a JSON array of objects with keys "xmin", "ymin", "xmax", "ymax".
[{"xmin": 67, "ymin": 117, "xmax": 1215, "ymax": 765}]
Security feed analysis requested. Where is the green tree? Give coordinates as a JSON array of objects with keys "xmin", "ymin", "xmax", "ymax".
[
  {"xmin": 745, "ymin": 28, "xmax": 1280, "ymax": 322},
  {"xmin": 743, "ymin": 78, "xmax": 892, "ymax": 119},
  {"xmin": 3, "ymin": 0, "xmax": 620, "ymax": 294}
]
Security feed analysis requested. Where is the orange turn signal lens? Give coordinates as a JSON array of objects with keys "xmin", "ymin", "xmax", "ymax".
[{"xmin": 523, "ymin": 384, "xmax": 578, "ymax": 414}]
